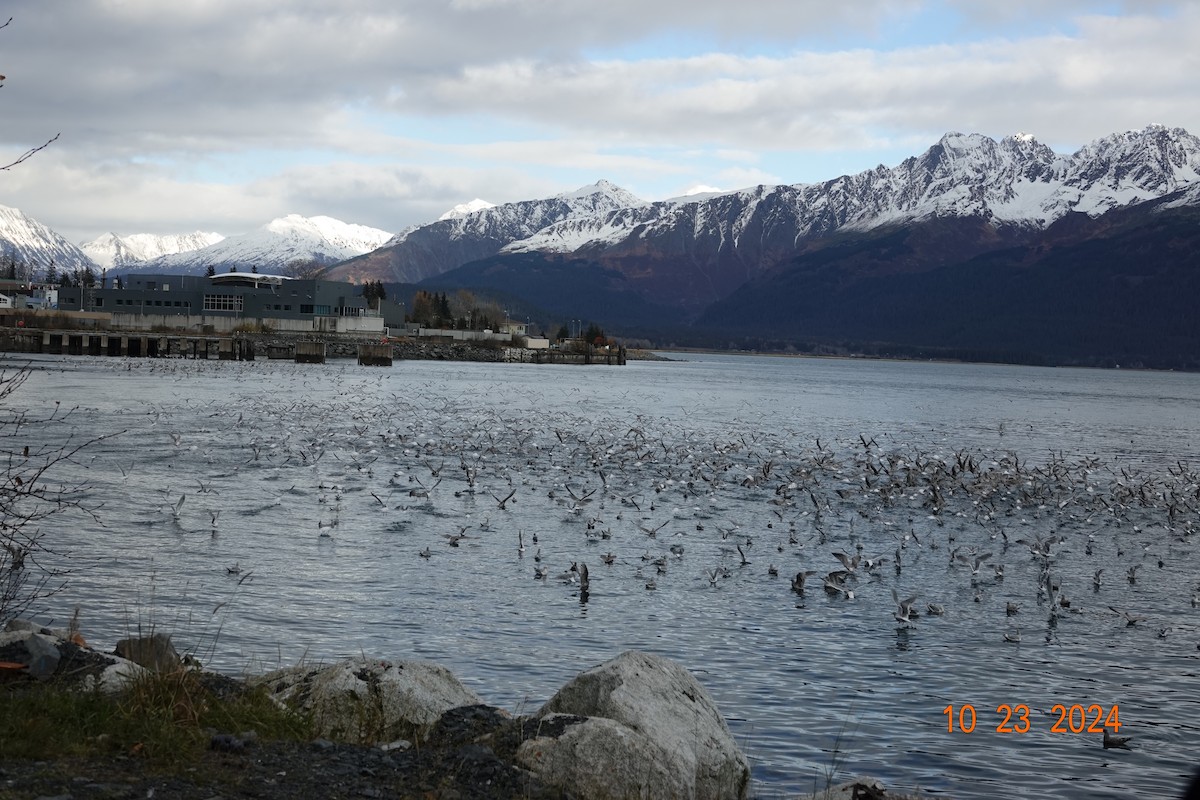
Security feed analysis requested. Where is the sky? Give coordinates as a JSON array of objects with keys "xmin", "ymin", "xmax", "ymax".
[{"xmin": 1, "ymin": 0, "xmax": 1198, "ymax": 244}]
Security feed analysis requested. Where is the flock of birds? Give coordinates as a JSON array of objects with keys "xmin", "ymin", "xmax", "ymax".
[{"xmin": 26, "ymin": 358, "xmax": 1200, "ymax": 764}]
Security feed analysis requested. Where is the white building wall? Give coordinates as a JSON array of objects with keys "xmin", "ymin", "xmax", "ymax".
[{"xmin": 107, "ymin": 313, "xmax": 385, "ymax": 334}]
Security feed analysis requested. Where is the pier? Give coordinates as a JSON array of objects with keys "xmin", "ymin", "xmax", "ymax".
[
  {"xmin": 0, "ymin": 328, "xmax": 627, "ymax": 366},
  {"xmin": 0, "ymin": 330, "xmax": 233, "ymax": 359}
]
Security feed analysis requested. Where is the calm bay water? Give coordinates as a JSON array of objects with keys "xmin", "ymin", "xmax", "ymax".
[{"xmin": 4, "ymin": 351, "xmax": 1199, "ymax": 799}]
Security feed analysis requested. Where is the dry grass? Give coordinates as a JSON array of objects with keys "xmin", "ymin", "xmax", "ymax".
[{"xmin": 0, "ymin": 666, "xmax": 313, "ymax": 765}]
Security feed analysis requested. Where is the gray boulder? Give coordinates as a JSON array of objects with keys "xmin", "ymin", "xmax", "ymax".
[
  {"xmin": 516, "ymin": 713, "xmax": 682, "ymax": 799},
  {"xmin": 254, "ymin": 656, "xmax": 485, "ymax": 745},
  {"xmin": 528, "ymin": 650, "xmax": 750, "ymax": 800}
]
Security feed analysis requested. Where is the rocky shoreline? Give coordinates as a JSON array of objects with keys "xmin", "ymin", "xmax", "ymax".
[
  {"xmin": 2, "ymin": 622, "xmax": 752, "ymax": 799},
  {"xmin": 0, "ymin": 622, "xmax": 920, "ymax": 799}
]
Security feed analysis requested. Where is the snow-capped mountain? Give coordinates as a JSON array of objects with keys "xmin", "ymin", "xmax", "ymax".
[
  {"xmin": 325, "ymin": 126, "xmax": 1200, "ymax": 300},
  {"xmin": 0, "ymin": 204, "xmax": 98, "ymax": 278},
  {"xmin": 80, "ymin": 231, "xmax": 225, "ymax": 269},
  {"xmin": 454, "ymin": 124, "xmax": 1199, "ymax": 310},
  {"xmin": 124, "ymin": 215, "xmax": 393, "ymax": 276},
  {"xmin": 326, "ymin": 180, "xmax": 647, "ymax": 284},
  {"xmin": 507, "ymin": 124, "xmax": 1200, "ymax": 256}
]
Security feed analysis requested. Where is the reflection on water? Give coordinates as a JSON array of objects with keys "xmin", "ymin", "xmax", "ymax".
[{"xmin": 5, "ymin": 352, "xmax": 1199, "ymax": 799}]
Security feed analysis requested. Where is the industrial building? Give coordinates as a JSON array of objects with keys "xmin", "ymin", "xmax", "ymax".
[{"xmin": 55, "ymin": 272, "xmax": 388, "ymax": 334}]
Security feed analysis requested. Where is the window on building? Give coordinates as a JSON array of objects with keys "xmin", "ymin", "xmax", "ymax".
[
  {"xmin": 147, "ymin": 282, "xmax": 156, "ymax": 290},
  {"xmin": 94, "ymin": 297, "xmax": 104, "ymax": 307},
  {"xmin": 315, "ymin": 304, "xmax": 331, "ymax": 315},
  {"xmin": 300, "ymin": 304, "xmax": 314, "ymax": 314},
  {"xmin": 203, "ymin": 294, "xmax": 244, "ymax": 312},
  {"xmin": 284, "ymin": 305, "xmax": 291, "ymax": 311}
]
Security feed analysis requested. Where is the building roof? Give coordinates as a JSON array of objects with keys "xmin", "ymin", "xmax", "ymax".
[{"xmin": 210, "ymin": 272, "xmax": 288, "ymax": 288}]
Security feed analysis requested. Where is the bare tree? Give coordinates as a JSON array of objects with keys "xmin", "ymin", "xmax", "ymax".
[
  {"xmin": 1, "ymin": 364, "xmax": 115, "ymax": 623},
  {"xmin": 282, "ymin": 258, "xmax": 329, "ymax": 279}
]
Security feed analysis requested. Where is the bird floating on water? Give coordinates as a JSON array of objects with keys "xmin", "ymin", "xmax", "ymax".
[{"xmin": 1103, "ymin": 729, "xmax": 1132, "ymax": 750}]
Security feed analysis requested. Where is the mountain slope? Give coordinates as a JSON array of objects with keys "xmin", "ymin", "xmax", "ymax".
[
  {"xmin": 423, "ymin": 252, "xmax": 687, "ymax": 333},
  {"xmin": 694, "ymin": 189, "xmax": 1200, "ymax": 368},
  {"xmin": 326, "ymin": 180, "xmax": 647, "ymax": 284},
  {"xmin": 0, "ymin": 204, "xmax": 98, "ymax": 277}
]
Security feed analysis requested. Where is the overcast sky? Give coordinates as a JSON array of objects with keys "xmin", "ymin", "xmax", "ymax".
[{"xmin": 1, "ymin": 1, "xmax": 1197, "ymax": 243}]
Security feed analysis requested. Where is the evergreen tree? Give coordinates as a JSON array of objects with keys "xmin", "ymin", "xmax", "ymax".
[
  {"xmin": 362, "ymin": 280, "xmax": 386, "ymax": 310},
  {"xmin": 205, "ymin": 265, "xmax": 216, "ymax": 277},
  {"xmin": 584, "ymin": 323, "xmax": 607, "ymax": 345},
  {"xmin": 44, "ymin": 264, "xmax": 58, "ymax": 285}
]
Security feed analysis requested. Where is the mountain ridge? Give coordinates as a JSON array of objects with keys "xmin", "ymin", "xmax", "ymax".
[
  {"xmin": 327, "ymin": 179, "xmax": 647, "ymax": 284},
  {"xmin": 81, "ymin": 231, "xmax": 225, "ymax": 269}
]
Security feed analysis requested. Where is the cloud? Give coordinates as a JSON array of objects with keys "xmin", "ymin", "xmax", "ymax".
[
  {"xmin": 1, "ymin": 2, "xmax": 1198, "ymax": 241},
  {"xmin": 400, "ymin": 7, "xmax": 1200, "ymax": 150}
]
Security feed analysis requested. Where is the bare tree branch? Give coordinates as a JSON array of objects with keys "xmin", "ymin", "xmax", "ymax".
[{"xmin": 1, "ymin": 133, "xmax": 61, "ymax": 171}]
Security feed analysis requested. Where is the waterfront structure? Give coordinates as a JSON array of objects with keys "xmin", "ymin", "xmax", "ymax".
[
  {"xmin": 55, "ymin": 272, "xmax": 384, "ymax": 335},
  {"xmin": 0, "ymin": 278, "xmax": 58, "ymax": 310}
]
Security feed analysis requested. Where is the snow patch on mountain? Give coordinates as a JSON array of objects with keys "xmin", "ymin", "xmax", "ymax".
[
  {"xmin": 439, "ymin": 199, "xmax": 496, "ymax": 221},
  {"xmin": 666, "ymin": 185, "xmax": 729, "ymax": 204}
]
